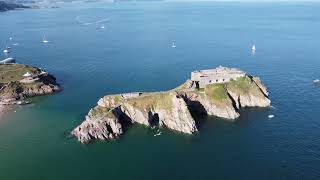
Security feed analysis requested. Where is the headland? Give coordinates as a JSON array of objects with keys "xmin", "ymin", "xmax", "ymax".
[{"xmin": 72, "ymin": 66, "xmax": 271, "ymax": 143}]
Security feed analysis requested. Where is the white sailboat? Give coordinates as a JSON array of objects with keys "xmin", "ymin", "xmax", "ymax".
[
  {"xmin": 251, "ymin": 45, "xmax": 256, "ymax": 51},
  {"xmin": 42, "ymin": 35, "xmax": 49, "ymax": 43},
  {"xmin": 3, "ymin": 46, "xmax": 11, "ymax": 53},
  {"xmin": 171, "ymin": 42, "xmax": 176, "ymax": 48}
]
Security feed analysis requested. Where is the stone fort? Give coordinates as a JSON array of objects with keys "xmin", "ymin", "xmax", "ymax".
[{"xmin": 191, "ymin": 66, "xmax": 246, "ymax": 88}]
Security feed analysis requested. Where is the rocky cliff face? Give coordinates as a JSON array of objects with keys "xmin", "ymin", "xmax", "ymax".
[
  {"xmin": 71, "ymin": 107, "xmax": 123, "ymax": 143},
  {"xmin": 184, "ymin": 91, "xmax": 240, "ymax": 120},
  {"xmin": 72, "ymin": 92, "xmax": 198, "ymax": 143},
  {"xmin": 72, "ymin": 71, "xmax": 271, "ymax": 144},
  {"xmin": 0, "ymin": 64, "xmax": 61, "ymax": 105}
]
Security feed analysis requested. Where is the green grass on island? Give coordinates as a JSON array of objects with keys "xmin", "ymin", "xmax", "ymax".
[
  {"xmin": 226, "ymin": 77, "xmax": 252, "ymax": 94},
  {"xmin": 89, "ymin": 106, "xmax": 115, "ymax": 119},
  {"xmin": 204, "ymin": 83, "xmax": 229, "ymax": 102},
  {"xmin": 127, "ymin": 92, "xmax": 174, "ymax": 110},
  {"xmin": 226, "ymin": 76, "xmax": 262, "ymax": 96},
  {"xmin": 0, "ymin": 64, "xmax": 40, "ymax": 84},
  {"xmin": 89, "ymin": 76, "xmax": 262, "ymax": 115}
]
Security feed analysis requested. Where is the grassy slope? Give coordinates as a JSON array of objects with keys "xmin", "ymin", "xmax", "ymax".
[
  {"xmin": 204, "ymin": 83, "xmax": 229, "ymax": 101},
  {"xmin": 127, "ymin": 92, "xmax": 174, "ymax": 111},
  {"xmin": 90, "ymin": 76, "xmax": 263, "ymax": 117},
  {"xmin": 89, "ymin": 106, "xmax": 115, "ymax": 119},
  {"xmin": 226, "ymin": 76, "xmax": 262, "ymax": 96},
  {"xmin": 0, "ymin": 64, "xmax": 40, "ymax": 83}
]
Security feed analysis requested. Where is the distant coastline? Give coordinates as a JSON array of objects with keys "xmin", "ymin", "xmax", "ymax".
[{"xmin": 0, "ymin": 1, "xmax": 30, "ymax": 12}]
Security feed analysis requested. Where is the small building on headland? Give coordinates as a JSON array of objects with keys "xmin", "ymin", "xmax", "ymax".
[
  {"xmin": 191, "ymin": 66, "xmax": 246, "ymax": 88},
  {"xmin": 0, "ymin": 58, "xmax": 15, "ymax": 64}
]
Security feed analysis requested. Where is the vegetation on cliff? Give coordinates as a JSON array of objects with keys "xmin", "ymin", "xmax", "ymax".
[
  {"xmin": 72, "ymin": 69, "xmax": 271, "ymax": 144},
  {"xmin": 0, "ymin": 64, "xmax": 39, "ymax": 83},
  {"xmin": 227, "ymin": 76, "xmax": 261, "ymax": 96},
  {"xmin": 127, "ymin": 92, "xmax": 174, "ymax": 111},
  {"xmin": 0, "ymin": 63, "xmax": 61, "ymax": 105}
]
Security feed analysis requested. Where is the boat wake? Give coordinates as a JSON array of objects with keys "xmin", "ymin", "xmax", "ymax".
[{"xmin": 76, "ymin": 16, "xmax": 110, "ymax": 26}]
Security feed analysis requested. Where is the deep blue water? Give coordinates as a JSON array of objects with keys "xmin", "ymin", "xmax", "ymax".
[{"xmin": 0, "ymin": 1, "xmax": 320, "ymax": 179}]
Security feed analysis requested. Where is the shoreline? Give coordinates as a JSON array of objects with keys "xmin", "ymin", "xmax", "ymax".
[{"xmin": 0, "ymin": 104, "xmax": 11, "ymax": 118}]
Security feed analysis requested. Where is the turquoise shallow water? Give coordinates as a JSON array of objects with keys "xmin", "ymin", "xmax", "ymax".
[{"xmin": 1, "ymin": 1, "xmax": 320, "ymax": 179}]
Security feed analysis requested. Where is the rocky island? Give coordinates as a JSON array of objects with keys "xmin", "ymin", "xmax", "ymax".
[
  {"xmin": 72, "ymin": 66, "xmax": 271, "ymax": 143},
  {"xmin": 0, "ymin": 1, "xmax": 29, "ymax": 12},
  {"xmin": 0, "ymin": 61, "xmax": 61, "ymax": 112}
]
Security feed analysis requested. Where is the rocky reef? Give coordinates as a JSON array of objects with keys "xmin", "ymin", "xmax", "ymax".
[
  {"xmin": 72, "ymin": 67, "xmax": 271, "ymax": 143},
  {"xmin": 0, "ymin": 63, "xmax": 61, "ymax": 106}
]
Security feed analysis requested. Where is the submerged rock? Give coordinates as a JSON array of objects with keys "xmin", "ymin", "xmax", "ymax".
[{"xmin": 72, "ymin": 67, "xmax": 271, "ymax": 143}]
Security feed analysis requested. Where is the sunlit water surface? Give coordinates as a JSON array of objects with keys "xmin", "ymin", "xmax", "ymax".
[{"xmin": 1, "ymin": 1, "xmax": 320, "ymax": 179}]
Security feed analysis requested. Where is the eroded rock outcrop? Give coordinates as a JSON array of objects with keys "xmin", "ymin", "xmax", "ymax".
[
  {"xmin": 71, "ymin": 107, "xmax": 123, "ymax": 143},
  {"xmin": 72, "ymin": 67, "xmax": 271, "ymax": 143},
  {"xmin": 0, "ymin": 63, "xmax": 61, "ymax": 106}
]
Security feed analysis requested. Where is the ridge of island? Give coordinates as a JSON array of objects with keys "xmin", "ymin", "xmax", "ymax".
[
  {"xmin": 0, "ymin": 61, "xmax": 61, "ymax": 113},
  {"xmin": 72, "ymin": 66, "xmax": 271, "ymax": 143}
]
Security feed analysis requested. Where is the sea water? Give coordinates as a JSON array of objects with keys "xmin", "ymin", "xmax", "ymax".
[{"xmin": 0, "ymin": 1, "xmax": 320, "ymax": 179}]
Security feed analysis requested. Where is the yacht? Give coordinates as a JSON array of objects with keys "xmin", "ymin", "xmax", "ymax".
[
  {"xmin": 3, "ymin": 47, "xmax": 11, "ymax": 53},
  {"xmin": 268, "ymin": 114, "xmax": 274, "ymax": 119},
  {"xmin": 42, "ymin": 36, "xmax": 49, "ymax": 43},
  {"xmin": 100, "ymin": 25, "xmax": 105, "ymax": 29},
  {"xmin": 251, "ymin": 45, "xmax": 256, "ymax": 51},
  {"xmin": 313, "ymin": 79, "xmax": 320, "ymax": 84},
  {"xmin": 172, "ymin": 42, "xmax": 176, "ymax": 48}
]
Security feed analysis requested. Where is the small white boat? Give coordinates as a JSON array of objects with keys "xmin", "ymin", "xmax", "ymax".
[
  {"xmin": 100, "ymin": 25, "xmax": 105, "ymax": 29},
  {"xmin": 268, "ymin": 114, "xmax": 274, "ymax": 119},
  {"xmin": 154, "ymin": 132, "xmax": 162, "ymax": 137},
  {"xmin": 42, "ymin": 36, "xmax": 49, "ymax": 43},
  {"xmin": 9, "ymin": 37, "xmax": 13, "ymax": 41},
  {"xmin": 172, "ymin": 42, "xmax": 176, "ymax": 48},
  {"xmin": 3, "ymin": 47, "xmax": 11, "ymax": 53},
  {"xmin": 251, "ymin": 45, "xmax": 256, "ymax": 51},
  {"xmin": 313, "ymin": 79, "xmax": 320, "ymax": 84}
]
